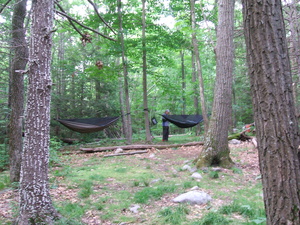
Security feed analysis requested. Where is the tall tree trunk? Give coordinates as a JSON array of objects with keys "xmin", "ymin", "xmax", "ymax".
[
  {"xmin": 142, "ymin": 0, "xmax": 152, "ymax": 142},
  {"xmin": 181, "ymin": 50, "xmax": 186, "ymax": 114},
  {"xmin": 190, "ymin": 0, "xmax": 209, "ymax": 132},
  {"xmin": 17, "ymin": 0, "xmax": 59, "ymax": 223},
  {"xmin": 191, "ymin": 53, "xmax": 201, "ymax": 135},
  {"xmin": 242, "ymin": 0, "xmax": 300, "ymax": 224},
  {"xmin": 195, "ymin": 0, "xmax": 235, "ymax": 168},
  {"xmin": 284, "ymin": 0, "xmax": 300, "ymax": 116},
  {"xmin": 53, "ymin": 32, "xmax": 65, "ymax": 136},
  {"xmin": 119, "ymin": 77, "xmax": 127, "ymax": 136},
  {"xmin": 191, "ymin": 53, "xmax": 199, "ymax": 114},
  {"xmin": 117, "ymin": 0, "xmax": 132, "ymax": 144},
  {"xmin": 9, "ymin": 0, "xmax": 28, "ymax": 183}
]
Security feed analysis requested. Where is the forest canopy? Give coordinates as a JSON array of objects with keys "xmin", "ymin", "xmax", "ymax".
[{"xmin": 0, "ymin": 0, "xmax": 257, "ymax": 141}]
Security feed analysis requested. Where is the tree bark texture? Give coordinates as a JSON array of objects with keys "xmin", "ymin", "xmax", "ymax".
[
  {"xmin": 17, "ymin": 0, "xmax": 59, "ymax": 223},
  {"xmin": 242, "ymin": 0, "xmax": 300, "ymax": 224},
  {"xmin": 195, "ymin": 0, "xmax": 235, "ymax": 168},
  {"xmin": 284, "ymin": 0, "xmax": 300, "ymax": 116},
  {"xmin": 9, "ymin": 0, "xmax": 28, "ymax": 183}
]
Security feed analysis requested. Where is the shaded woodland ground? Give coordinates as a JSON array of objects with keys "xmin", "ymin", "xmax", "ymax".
[{"xmin": 0, "ymin": 140, "xmax": 265, "ymax": 225}]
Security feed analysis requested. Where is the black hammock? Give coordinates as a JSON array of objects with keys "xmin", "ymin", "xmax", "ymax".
[
  {"xmin": 161, "ymin": 114, "xmax": 203, "ymax": 128},
  {"xmin": 56, "ymin": 117, "xmax": 119, "ymax": 133}
]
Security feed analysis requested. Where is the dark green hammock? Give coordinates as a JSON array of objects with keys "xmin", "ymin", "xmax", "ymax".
[
  {"xmin": 161, "ymin": 114, "xmax": 203, "ymax": 128},
  {"xmin": 56, "ymin": 117, "xmax": 119, "ymax": 133}
]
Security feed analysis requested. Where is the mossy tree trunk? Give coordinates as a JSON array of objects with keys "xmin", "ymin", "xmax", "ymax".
[
  {"xmin": 242, "ymin": 0, "xmax": 300, "ymax": 224},
  {"xmin": 195, "ymin": 0, "xmax": 235, "ymax": 169}
]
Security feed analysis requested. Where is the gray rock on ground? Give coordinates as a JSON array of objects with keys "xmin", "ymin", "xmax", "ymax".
[{"xmin": 173, "ymin": 191, "xmax": 212, "ymax": 205}]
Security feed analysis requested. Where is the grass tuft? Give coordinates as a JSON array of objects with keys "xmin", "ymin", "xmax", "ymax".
[
  {"xmin": 77, "ymin": 180, "xmax": 93, "ymax": 198},
  {"xmin": 158, "ymin": 205, "xmax": 189, "ymax": 224},
  {"xmin": 134, "ymin": 184, "xmax": 177, "ymax": 204},
  {"xmin": 218, "ymin": 200, "xmax": 266, "ymax": 222},
  {"xmin": 191, "ymin": 211, "xmax": 231, "ymax": 225}
]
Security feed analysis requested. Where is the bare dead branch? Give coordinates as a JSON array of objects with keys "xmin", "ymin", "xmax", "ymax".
[
  {"xmin": 86, "ymin": 0, "xmax": 117, "ymax": 35},
  {"xmin": 0, "ymin": 0, "xmax": 13, "ymax": 14},
  {"xmin": 55, "ymin": 1, "xmax": 84, "ymax": 37},
  {"xmin": 55, "ymin": 9, "xmax": 116, "ymax": 42}
]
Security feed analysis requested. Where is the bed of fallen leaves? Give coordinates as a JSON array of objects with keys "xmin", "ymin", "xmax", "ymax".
[{"xmin": 0, "ymin": 141, "xmax": 260, "ymax": 225}]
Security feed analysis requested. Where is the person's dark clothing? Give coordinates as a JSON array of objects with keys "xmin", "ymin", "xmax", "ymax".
[
  {"xmin": 162, "ymin": 114, "xmax": 169, "ymax": 141},
  {"xmin": 163, "ymin": 125, "xmax": 169, "ymax": 141}
]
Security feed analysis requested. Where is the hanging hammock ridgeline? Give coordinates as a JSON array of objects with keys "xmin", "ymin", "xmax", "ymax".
[
  {"xmin": 161, "ymin": 114, "xmax": 203, "ymax": 128},
  {"xmin": 56, "ymin": 117, "xmax": 119, "ymax": 133}
]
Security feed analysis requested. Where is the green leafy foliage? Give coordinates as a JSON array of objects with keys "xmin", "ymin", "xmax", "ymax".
[
  {"xmin": 0, "ymin": 144, "xmax": 8, "ymax": 171},
  {"xmin": 0, "ymin": 174, "xmax": 9, "ymax": 190}
]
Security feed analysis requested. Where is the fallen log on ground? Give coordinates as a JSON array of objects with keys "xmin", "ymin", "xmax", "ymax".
[
  {"xmin": 103, "ymin": 150, "xmax": 149, "ymax": 157},
  {"xmin": 80, "ymin": 141, "xmax": 204, "ymax": 153},
  {"xmin": 228, "ymin": 131, "xmax": 253, "ymax": 142}
]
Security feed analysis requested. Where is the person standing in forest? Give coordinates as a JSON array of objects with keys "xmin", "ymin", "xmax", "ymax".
[{"xmin": 162, "ymin": 109, "xmax": 170, "ymax": 141}]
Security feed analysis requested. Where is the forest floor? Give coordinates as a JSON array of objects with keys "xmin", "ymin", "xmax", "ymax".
[{"xmin": 0, "ymin": 140, "xmax": 265, "ymax": 225}]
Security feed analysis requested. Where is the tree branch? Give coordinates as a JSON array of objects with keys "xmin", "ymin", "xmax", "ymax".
[
  {"xmin": 86, "ymin": 0, "xmax": 117, "ymax": 35},
  {"xmin": 54, "ymin": 2, "xmax": 116, "ymax": 42},
  {"xmin": 55, "ymin": 1, "xmax": 84, "ymax": 37},
  {"xmin": 55, "ymin": 10, "xmax": 116, "ymax": 42},
  {"xmin": 0, "ymin": 0, "xmax": 13, "ymax": 14}
]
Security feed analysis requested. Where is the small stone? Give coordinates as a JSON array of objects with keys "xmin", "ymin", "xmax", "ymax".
[
  {"xmin": 229, "ymin": 139, "xmax": 241, "ymax": 145},
  {"xmin": 211, "ymin": 167, "xmax": 222, "ymax": 172},
  {"xmin": 182, "ymin": 165, "xmax": 191, "ymax": 171},
  {"xmin": 115, "ymin": 148, "xmax": 123, "ymax": 154},
  {"xmin": 191, "ymin": 172, "xmax": 202, "ymax": 179},
  {"xmin": 191, "ymin": 186, "xmax": 199, "ymax": 191},
  {"xmin": 189, "ymin": 167, "xmax": 198, "ymax": 173},
  {"xmin": 149, "ymin": 153, "xmax": 156, "ymax": 158},
  {"xmin": 129, "ymin": 204, "xmax": 140, "ymax": 213}
]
